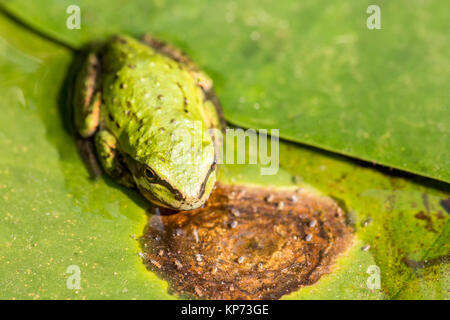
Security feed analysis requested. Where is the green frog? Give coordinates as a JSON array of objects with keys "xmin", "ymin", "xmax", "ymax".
[{"xmin": 73, "ymin": 34, "xmax": 223, "ymax": 210}]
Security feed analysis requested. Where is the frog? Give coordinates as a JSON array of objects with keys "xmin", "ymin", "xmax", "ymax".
[{"xmin": 73, "ymin": 34, "xmax": 224, "ymax": 210}]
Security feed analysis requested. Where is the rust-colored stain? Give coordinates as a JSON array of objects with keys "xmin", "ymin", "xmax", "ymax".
[
  {"xmin": 140, "ymin": 183, "xmax": 353, "ymax": 299},
  {"xmin": 402, "ymin": 254, "xmax": 450, "ymax": 270},
  {"xmin": 414, "ymin": 211, "xmax": 437, "ymax": 233}
]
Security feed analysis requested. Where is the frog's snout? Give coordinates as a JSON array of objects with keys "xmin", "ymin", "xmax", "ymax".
[{"xmin": 137, "ymin": 170, "xmax": 216, "ymax": 211}]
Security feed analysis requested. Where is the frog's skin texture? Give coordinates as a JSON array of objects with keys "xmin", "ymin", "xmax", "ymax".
[{"xmin": 73, "ymin": 35, "xmax": 223, "ymax": 210}]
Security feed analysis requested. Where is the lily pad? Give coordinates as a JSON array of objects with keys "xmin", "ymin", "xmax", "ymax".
[{"xmin": 0, "ymin": 5, "xmax": 448, "ymax": 300}]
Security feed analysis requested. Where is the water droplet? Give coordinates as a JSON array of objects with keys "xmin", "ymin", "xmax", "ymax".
[
  {"xmin": 193, "ymin": 228, "xmax": 199, "ymax": 243},
  {"xmin": 174, "ymin": 259, "xmax": 183, "ymax": 269},
  {"xmin": 150, "ymin": 259, "xmax": 161, "ymax": 269},
  {"xmin": 277, "ymin": 201, "xmax": 284, "ymax": 210},
  {"xmin": 362, "ymin": 217, "xmax": 373, "ymax": 227},
  {"xmin": 231, "ymin": 209, "xmax": 240, "ymax": 217},
  {"xmin": 265, "ymin": 194, "xmax": 274, "ymax": 203},
  {"xmin": 194, "ymin": 286, "xmax": 203, "ymax": 297}
]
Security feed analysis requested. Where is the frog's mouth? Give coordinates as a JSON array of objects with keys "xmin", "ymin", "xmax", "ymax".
[
  {"xmin": 124, "ymin": 152, "xmax": 216, "ymax": 210},
  {"xmin": 135, "ymin": 166, "xmax": 216, "ymax": 211},
  {"xmin": 136, "ymin": 184, "xmax": 176, "ymax": 209},
  {"xmin": 137, "ymin": 182, "xmax": 212, "ymax": 211}
]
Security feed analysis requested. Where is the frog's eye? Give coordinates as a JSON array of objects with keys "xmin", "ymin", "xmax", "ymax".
[{"xmin": 144, "ymin": 168, "xmax": 157, "ymax": 181}]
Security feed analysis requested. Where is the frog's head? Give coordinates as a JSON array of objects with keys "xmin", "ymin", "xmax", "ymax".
[
  {"xmin": 123, "ymin": 131, "xmax": 218, "ymax": 211},
  {"xmin": 125, "ymin": 157, "xmax": 217, "ymax": 211},
  {"xmin": 101, "ymin": 34, "xmax": 220, "ymax": 210}
]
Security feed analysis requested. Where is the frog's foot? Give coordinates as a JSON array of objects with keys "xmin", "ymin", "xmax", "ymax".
[
  {"xmin": 73, "ymin": 52, "xmax": 102, "ymax": 138},
  {"xmin": 95, "ymin": 129, "xmax": 135, "ymax": 188}
]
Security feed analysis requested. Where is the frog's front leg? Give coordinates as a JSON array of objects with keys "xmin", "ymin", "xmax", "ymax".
[
  {"xmin": 95, "ymin": 129, "xmax": 135, "ymax": 188},
  {"xmin": 73, "ymin": 52, "xmax": 102, "ymax": 138}
]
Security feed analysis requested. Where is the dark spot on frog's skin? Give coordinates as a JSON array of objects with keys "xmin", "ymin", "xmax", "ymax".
[
  {"xmin": 128, "ymin": 64, "xmax": 136, "ymax": 69},
  {"xmin": 108, "ymin": 112, "xmax": 121, "ymax": 129},
  {"xmin": 170, "ymin": 119, "xmax": 176, "ymax": 124},
  {"xmin": 176, "ymin": 82, "xmax": 189, "ymax": 112},
  {"xmin": 117, "ymin": 36, "xmax": 127, "ymax": 44},
  {"xmin": 120, "ymin": 83, "xmax": 127, "ymax": 89},
  {"xmin": 159, "ymin": 128, "xmax": 165, "ymax": 132}
]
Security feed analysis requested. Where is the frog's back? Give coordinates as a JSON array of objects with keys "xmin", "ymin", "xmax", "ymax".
[
  {"xmin": 100, "ymin": 35, "xmax": 220, "ymax": 193},
  {"xmin": 102, "ymin": 36, "xmax": 212, "ymax": 151}
]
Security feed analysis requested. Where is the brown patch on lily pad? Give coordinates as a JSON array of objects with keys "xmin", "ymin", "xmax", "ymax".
[{"xmin": 140, "ymin": 183, "xmax": 353, "ymax": 299}]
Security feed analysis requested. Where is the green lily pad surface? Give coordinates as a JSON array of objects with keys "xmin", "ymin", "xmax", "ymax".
[
  {"xmin": 2, "ymin": 0, "xmax": 449, "ymax": 183},
  {"xmin": 0, "ymin": 2, "xmax": 449, "ymax": 299}
]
